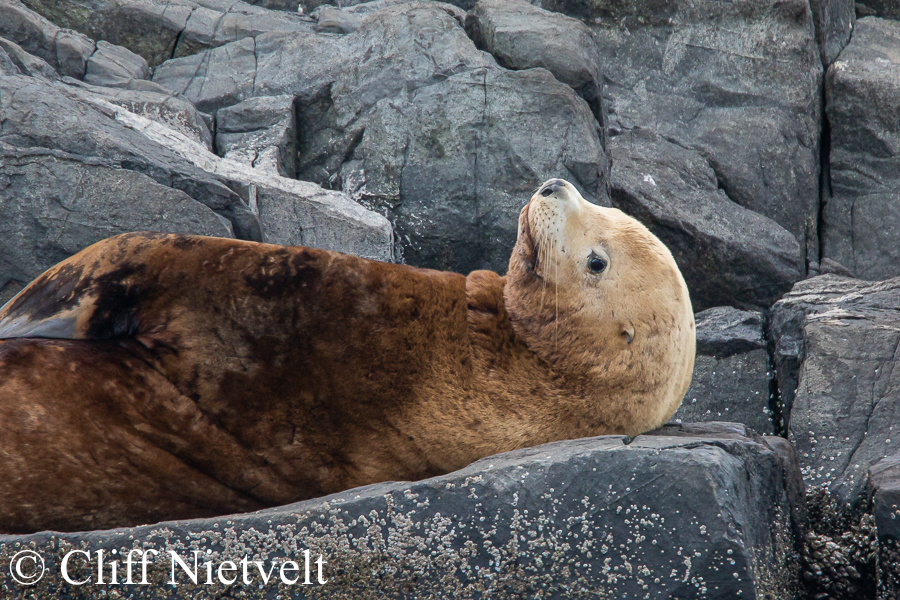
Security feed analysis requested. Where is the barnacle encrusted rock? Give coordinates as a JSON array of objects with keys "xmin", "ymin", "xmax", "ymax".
[{"xmin": 0, "ymin": 423, "xmax": 802, "ymax": 599}]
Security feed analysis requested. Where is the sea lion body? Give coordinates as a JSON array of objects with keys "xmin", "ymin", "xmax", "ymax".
[{"xmin": 0, "ymin": 180, "xmax": 695, "ymax": 533}]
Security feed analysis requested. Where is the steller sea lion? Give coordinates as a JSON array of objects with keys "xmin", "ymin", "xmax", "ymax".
[{"xmin": 0, "ymin": 179, "xmax": 695, "ymax": 534}]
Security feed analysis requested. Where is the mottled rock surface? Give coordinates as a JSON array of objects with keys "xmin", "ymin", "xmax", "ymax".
[
  {"xmin": 770, "ymin": 275, "xmax": 900, "ymax": 504},
  {"xmin": 822, "ymin": 17, "xmax": 900, "ymax": 280},
  {"xmin": 19, "ymin": 0, "xmax": 314, "ymax": 67},
  {"xmin": 673, "ymin": 308, "xmax": 774, "ymax": 435},
  {"xmin": 216, "ymin": 95, "xmax": 296, "ymax": 177},
  {"xmin": 0, "ymin": 424, "xmax": 803, "ymax": 599},
  {"xmin": 0, "ymin": 145, "xmax": 233, "ymax": 306},
  {"xmin": 570, "ymin": 0, "xmax": 821, "ymax": 267},
  {"xmin": 154, "ymin": 3, "xmax": 608, "ymax": 273},
  {"xmin": 609, "ymin": 130, "xmax": 803, "ymax": 311}
]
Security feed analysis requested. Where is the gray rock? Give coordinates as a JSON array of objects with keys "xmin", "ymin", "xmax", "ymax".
[
  {"xmin": 216, "ymin": 95, "xmax": 296, "ymax": 177},
  {"xmin": 0, "ymin": 424, "xmax": 803, "ymax": 599},
  {"xmin": 770, "ymin": 275, "xmax": 900, "ymax": 505},
  {"xmin": 0, "ymin": 74, "xmax": 261, "ymax": 239},
  {"xmin": 673, "ymin": 307, "xmax": 775, "ymax": 435},
  {"xmin": 97, "ymin": 94, "xmax": 393, "ymax": 260},
  {"xmin": 465, "ymin": 0, "xmax": 605, "ymax": 124},
  {"xmin": 313, "ymin": 5, "xmax": 363, "ymax": 33},
  {"xmin": 20, "ymin": 0, "xmax": 314, "ymax": 67},
  {"xmin": 0, "ymin": 35, "xmax": 60, "ymax": 79},
  {"xmin": 341, "ymin": 66, "xmax": 606, "ymax": 271},
  {"xmin": 0, "ymin": 0, "xmax": 94, "ymax": 78},
  {"xmin": 66, "ymin": 80, "xmax": 214, "ymax": 149},
  {"xmin": 856, "ymin": 0, "xmax": 900, "ymax": 19},
  {"xmin": 155, "ymin": 3, "xmax": 608, "ymax": 274},
  {"xmin": 609, "ymin": 130, "xmax": 803, "ymax": 311},
  {"xmin": 822, "ymin": 17, "xmax": 900, "ymax": 281},
  {"xmin": 869, "ymin": 455, "xmax": 900, "ymax": 597},
  {"xmin": 0, "ymin": 144, "xmax": 233, "ymax": 306},
  {"xmin": 83, "ymin": 40, "xmax": 150, "ymax": 88},
  {"xmin": 539, "ymin": 0, "xmax": 822, "ymax": 268},
  {"xmin": 809, "ymin": 0, "xmax": 856, "ymax": 65}
]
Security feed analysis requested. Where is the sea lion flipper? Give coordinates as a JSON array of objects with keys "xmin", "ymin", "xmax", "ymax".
[{"xmin": 0, "ymin": 233, "xmax": 154, "ymax": 341}]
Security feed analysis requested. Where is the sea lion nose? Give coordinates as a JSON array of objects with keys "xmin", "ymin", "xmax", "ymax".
[{"xmin": 539, "ymin": 179, "xmax": 566, "ymax": 197}]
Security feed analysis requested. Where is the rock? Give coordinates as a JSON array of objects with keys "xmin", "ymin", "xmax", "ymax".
[
  {"xmin": 822, "ymin": 17, "xmax": 900, "ymax": 281},
  {"xmin": 856, "ymin": 0, "xmax": 900, "ymax": 19},
  {"xmin": 869, "ymin": 455, "xmax": 900, "ymax": 598},
  {"xmin": 0, "ymin": 74, "xmax": 261, "ymax": 239},
  {"xmin": 465, "ymin": 0, "xmax": 605, "ymax": 124},
  {"xmin": 341, "ymin": 66, "xmax": 606, "ymax": 271},
  {"xmin": 546, "ymin": 0, "xmax": 822, "ymax": 268},
  {"xmin": 83, "ymin": 40, "xmax": 149, "ymax": 88},
  {"xmin": 0, "ymin": 144, "xmax": 233, "ymax": 307},
  {"xmin": 0, "ymin": 423, "xmax": 803, "ymax": 598},
  {"xmin": 20, "ymin": 0, "xmax": 314, "ymax": 67},
  {"xmin": 105, "ymin": 93, "xmax": 393, "ymax": 260},
  {"xmin": 770, "ymin": 275, "xmax": 900, "ymax": 505},
  {"xmin": 313, "ymin": 5, "xmax": 364, "ymax": 33},
  {"xmin": 609, "ymin": 130, "xmax": 803, "ymax": 311},
  {"xmin": 809, "ymin": 0, "xmax": 856, "ymax": 64},
  {"xmin": 154, "ymin": 3, "xmax": 608, "ymax": 274},
  {"xmin": 215, "ymin": 95, "xmax": 296, "ymax": 177},
  {"xmin": 0, "ymin": 0, "xmax": 94, "ymax": 78},
  {"xmin": 0, "ymin": 35, "xmax": 60, "ymax": 79},
  {"xmin": 66, "ymin": 80, "xmax": 214, "ymax": 149},
  {"xmin": 672, "ymin": 307, "xmax": 775, "ymax": 435}
]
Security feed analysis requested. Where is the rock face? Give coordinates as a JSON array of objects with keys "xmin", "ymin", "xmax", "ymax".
[
  {"xmin": 822, "ymin": 17, "xmax": 900, "ymax": 280},
  {"xmin": 216, "ymin": 95, "xmax": 296, "ymax": 177},
  {"xmin": 18, "ymin": 0, "xmax": 314, "ymax": 67},
  {"xmin": 770, "ymin": 275, "xmax": 900, "ymax": 504},
  {"xmin": 0, "ymin": 145, "xmax": 233, "ymax": 305},
  {"xmin": 609, "ymin": 130, "xmax": 803, "ymax": 311},
  {"xmin": 555, "ymin": 0, "xmax": 822, "ymax": 268},
  {"xmin": 673, "ymin": 307, "xmax": 774, "ymax": 435},
  {"xmin": 154, "ymin": 2, "xmax": 609, "ymax": 273},
  {"xmin": 0, "ymin": 423, "xmax": 804, "ymax": 599}
]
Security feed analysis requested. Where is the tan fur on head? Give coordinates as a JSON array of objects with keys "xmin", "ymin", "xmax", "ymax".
[{"xmin": 505, "ymin": 179, "xmax": 696, "ymax": 436}]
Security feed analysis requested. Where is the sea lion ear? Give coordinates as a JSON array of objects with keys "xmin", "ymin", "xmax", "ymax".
[{"xmin": 622, "ymin": 323, "xmax": 635, "ymax": 344}]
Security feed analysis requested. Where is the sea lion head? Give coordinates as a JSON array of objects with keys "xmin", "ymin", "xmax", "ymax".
[{"xmin": 505, "ymin": 179, "xmax": 695, "ymax": 432}]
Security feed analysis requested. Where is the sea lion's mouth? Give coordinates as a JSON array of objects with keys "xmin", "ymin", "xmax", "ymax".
[{"xmin": 519, "ymin": 200, "xmax": 543, "ymax": 278}]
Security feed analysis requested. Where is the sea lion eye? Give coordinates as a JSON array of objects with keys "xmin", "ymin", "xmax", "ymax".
[
  {"xmin": 589, "ymin": 256, "xmax": 607, "ymax": 273},
  {"xmin": 540, "ymin": 187, "xmax": 554, "ymax": 197}
]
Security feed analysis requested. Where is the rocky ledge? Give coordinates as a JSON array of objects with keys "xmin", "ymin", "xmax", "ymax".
[{"xmin": 0, "ymin": 423, "xmax": 804, "ymax": 599}]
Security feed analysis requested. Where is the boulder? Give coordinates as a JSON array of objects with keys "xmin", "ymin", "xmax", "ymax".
[
  {"xmin": 0, "ymin": 144, "xmax": 233, "ymax": 306},
  {"xmin": 0, "ymin": 0, "xmax": 94, "ymax": 78},
  {"xmin": 83, "ymin": 40, "xmax": 149, "ymax": 88},
  {"xmin": 770, "ymin": 275, "xmax": 900, "ymax": 505},
  {"xmin": 609, "ymin": 130, "xmax": 802, "ymax": 311},
  {"xmin": 0, "ymin": 423, "xmax": 803, "ymax": 599},
  {"xmin": 0, "ymin": 35, "xmax": 60, "ymax": 79},
  {"xmin": 822, "ymin": 17, "xmax": 900, "ymax": 281},
  {"xmin": 672, "ymin": 307, "xmax": 774, "ymax": 435},
  {"xmin": 0, "ymin": 74, "xmax": 260, "ymax": 239},
  {"xmin": 19, "ymin": 0, "xmax": 314, "ymax": 67},
  {"xmin": 465, "ymin": 0, "xmax": 605, "ymax": 124},
  {"xmin": 536, "ymin": 0, "xmax": 822, "ymax": 268},
  {"xmin": 215, "ymin": 95, "xmax": 296, "ymax": 177},
  {"xmin": 66, "ymin": 80, "xmax": 214, "ymax": 149}
]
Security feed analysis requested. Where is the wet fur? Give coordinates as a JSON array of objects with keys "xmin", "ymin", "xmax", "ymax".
[{"xmin": 0, "ymin": 183, "xmax": 695, "ymax": 533}]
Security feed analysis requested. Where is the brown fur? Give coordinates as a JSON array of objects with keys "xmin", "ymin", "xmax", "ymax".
[{"xmin": 0, "ymin": 180, "xmax": 694, "ymax": 533}]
